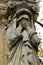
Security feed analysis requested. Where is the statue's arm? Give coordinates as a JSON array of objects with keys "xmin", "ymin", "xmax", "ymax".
[
  {"xmin": 8, "ymin": 32, "xmax": 23, "ymax": 51},
  {"xmin": 27, "ymin": 27, "xmax": 40, "ymax": 46},
  {"xmin": 6, "ymin": 25, "xmax": 23, "ymax": 51}
]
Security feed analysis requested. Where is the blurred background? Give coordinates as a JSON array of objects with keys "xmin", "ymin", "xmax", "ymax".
[{"xmin": 35, "ymin": 0, "xmax": 43, "ymax": 64}]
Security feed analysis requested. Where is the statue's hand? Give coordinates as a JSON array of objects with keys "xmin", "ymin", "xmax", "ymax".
[{"xmin": 15, "ymin": 24, "xmax": 22, "ymax": 36}]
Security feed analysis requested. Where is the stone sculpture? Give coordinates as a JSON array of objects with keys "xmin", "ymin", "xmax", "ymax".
[{"xmin": 5, "ymin": 0, "xmax": 41, "ymax": 65}]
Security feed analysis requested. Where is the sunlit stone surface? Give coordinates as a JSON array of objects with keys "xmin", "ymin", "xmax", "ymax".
[{"xmin": 0, "ymin": 29, "xmax": 7, "ymax": 65}]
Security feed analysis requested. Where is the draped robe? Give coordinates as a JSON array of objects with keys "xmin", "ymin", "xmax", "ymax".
[{"xmin": 6, "ymin": 19, "xmax": 41, "ymax": 65}]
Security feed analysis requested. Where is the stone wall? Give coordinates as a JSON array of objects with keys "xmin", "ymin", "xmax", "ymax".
[
  {"xmin": 0, "ymin": 0, "xmax": 7, "ymax": 65},
  {"xmin": 0, "ymin": 29, "xmax": 7, "ymax": 65}
]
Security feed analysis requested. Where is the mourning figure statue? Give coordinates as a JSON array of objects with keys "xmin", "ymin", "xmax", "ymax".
[{"xmin": 5, "ymin": 0, "xmax": 41, "ymax": 65}]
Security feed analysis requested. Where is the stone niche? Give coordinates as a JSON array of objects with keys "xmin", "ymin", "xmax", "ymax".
[{"xmin": 0, "ymin": 0, "xmax": 7, "ymax": 65}]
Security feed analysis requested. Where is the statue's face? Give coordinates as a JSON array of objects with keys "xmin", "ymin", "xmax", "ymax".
[{"xmin": 19, "ymin": 18, "xmax": 30, "ymax": 29}]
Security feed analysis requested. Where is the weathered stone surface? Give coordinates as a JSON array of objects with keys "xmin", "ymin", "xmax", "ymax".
[
  {"xmin": 0, "ymin": 0, "xmax": 7, "ymax": 16},
  {"xmin": 0, "ymin": 29, "xmax": 7, "ymax": 65},
  {"xmin": 0, "ymin": 0, "xmax": 7, "ymax": 26},
  {"xmin": 0, "ymin": 0, "xmax": 40, "ymax": 65}
]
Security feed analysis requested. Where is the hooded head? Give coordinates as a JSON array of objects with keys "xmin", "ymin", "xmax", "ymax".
[{"xmin": 15, "ymin": 8, "xmax": 34, "ymax": 28}]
